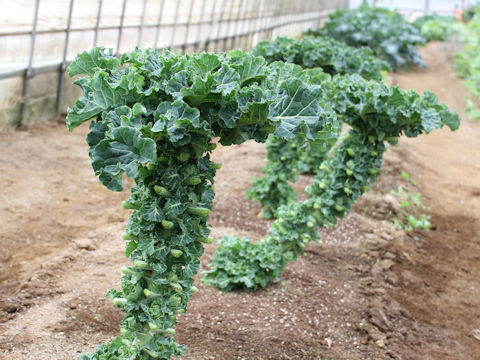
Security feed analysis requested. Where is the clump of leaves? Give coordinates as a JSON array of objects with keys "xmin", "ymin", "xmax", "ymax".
[
  {"xmin": 390, "ymin": 184, "xmax": 431, "ymax": 232},
  {"xmin": 252, "ymin": 36, "xmax": 391, "ymax": 81},
  {"xmin": 306, "ymin": 4, "xmax": 426, "ymax": 69},
  {"xmin": 412, "ymin": 14, "xmax": 457, "ymax": 42}
]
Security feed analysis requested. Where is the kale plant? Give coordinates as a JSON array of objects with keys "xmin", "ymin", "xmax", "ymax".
[
  {"xmin": 67, "ymin": 47, "xmax": 335, "ymax": 359},
  {"xmin": 248, "ymin": 35, "xmax": 389, "ymax": 217},
  {"xmin": 307, "ymin": 4, "xmax": 427, "ymax": 69},
  {"xmin": 412, "ymin": 14, "xmax": 457, "ymax": 42},
  {"xmin": 67, "ymin": 45, "xmax": 459, "ymax": 359}
]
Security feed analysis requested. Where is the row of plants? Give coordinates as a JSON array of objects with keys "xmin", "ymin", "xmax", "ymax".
[
  {"xmin": 65, "ymin": 4, "xmax": 464, "ymax": 359},
  {"xmin": 67, "ymin": 41, "xmax": 459, "ymax": 359},
  {"xmin": 252, "ymin": 36, "xmax": 391, "ymax": 81},
  {"xmin": 208, "ymin": 2, "xmax": 460, "ymax": 294},
  {"xmin": 247, "ymin": 7, "xmax": 460, "ymax": 220},
  {"xmin": 305, "ymin": 5, "xmax": 459, "ymax": 70},
  {"xmin": 205, "ymin": 74, "xmax": 459, "ymax": 291}
]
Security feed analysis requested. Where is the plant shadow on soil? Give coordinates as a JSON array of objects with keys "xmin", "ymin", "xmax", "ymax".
[{"xmin": 0, "ymin": 42, "xmax": 479, "ymax": 359}]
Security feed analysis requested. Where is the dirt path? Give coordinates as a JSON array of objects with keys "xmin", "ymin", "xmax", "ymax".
[
  {"xmin": 0, "ymin": 42, "xmax": 479, "ymax": 360},
  {"xmin": 389, "ymin": 42, "xmax": 480, "ymax": 359}
]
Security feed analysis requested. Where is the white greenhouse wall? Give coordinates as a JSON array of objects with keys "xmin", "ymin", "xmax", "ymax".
[{"xmin": 0, "ymin": 0, "xmax": 348, "ymax": 130}]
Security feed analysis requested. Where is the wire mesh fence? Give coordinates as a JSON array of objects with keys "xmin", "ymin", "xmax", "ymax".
[
  {"xmin": 0, "ymin": 0, "xmax": 348, "ymax": 129},
  {"xmin": 353, "ymin": 0, "xmax": 466, "ymax": 16}
]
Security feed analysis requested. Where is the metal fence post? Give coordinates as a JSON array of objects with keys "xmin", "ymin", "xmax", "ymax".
[
  {"xmin": 213, "ymin": 0, "xmax": 228, "ymax": 52},
  {"xmin": 425, "ymin": 0, "xmax": 430, "ymax": 14},
  {"xmin": 251, "ymin": 0, "xmax": 265, "ymax": 48},
  {"xmin": 19, "ymin": 0, "xmax": 41, "ymax": 127},
  {"xmin": 193, "ymin": 0, "xmax": 208, "ymax": 52},
  {"xmin": 221, "ymin": 0, "xmax": 236, "ymax": 52},
  {"xmin": 259, "ymin": 0, "xmax": 272, "ymax": 42},
  {"xmin": 116, "ymin": 0, "xmax": 128, "ymax": 55},
  {"xmin": 231, "ymin": 0, "xmax": 245, "ymax": 49},
  {"xmin": 169, "ymin": 0, "xmax": 182, "ymax": 50},
  {"xmin": 181, "ymin": 0, "xmax": 195, "ymax": 53},
  {"xmin": 154, "ymin": 0, "xmax": 166, "ymax": 48},
  {"xmin": 238, "ymin": 0, "xmax": 251, "ymax": 49},
  {"xmin": 55, "ymin": 0, "xmax": 75, "ymax": 116},
  {"xmin": 245, "ymin": 0, "xmax": 258, "ymax": 49},
  {"xmin": 93, "ymin": 0, "xmax": 103, "ymax": 47},
  {"xmin": 137, "ymin": 0, "xmax": 148, "ymax": 47},
  {"xmin": 203, "ymin": 0, "xmax": 219, "ymax": 51}
]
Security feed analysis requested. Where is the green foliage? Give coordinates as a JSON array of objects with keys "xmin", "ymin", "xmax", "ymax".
[
  {"xmin": 248, "ymin": 33, "xmax": 458, "ymax": 218},
  {"xmin": 68, "ymin": 45, "xmax": 459, "ymax": 357},
  {"xmin": 454, "ymin": 7, "xmax": 480, "ymax": 121},
  {"xmin": 412, "ymin": 14, "xmax": 457, "ymax": 42},
  {"xmin": 205, "ymin": 73, "xmax": 459, "ymax": 292},
  {"xmin": 246, "ymin": 135, "xmax": 299, "ymax": 219},
  {"xmin": 67, "ymin": 47, "xmax": 335, "ymax": 359},
  {"xmin": 391, "ymin": 185, "xmax": 431, "ymax": 232},
  {"xmin": 308, "ymin": 4, "xmax": 426, "ymax": 70},
  {"xmin": 252, "ymin": 36, "xmax": 391, "ymax": 81},
  {"xmin": 330, "ymin": 75, "xmax": 460, "ymax": 135},
  {"xmin": 462, "ymin": 4, "xmax": 480, "ymax": 22}
]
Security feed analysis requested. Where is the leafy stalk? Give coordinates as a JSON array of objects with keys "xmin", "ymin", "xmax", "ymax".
[{"xmin": 248, "ymin": 34, "xmax": 387, "ymax": 217}]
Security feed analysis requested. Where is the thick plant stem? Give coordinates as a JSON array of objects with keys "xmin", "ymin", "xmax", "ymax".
[
  {"xmin": 248, "ymin": 123, "xmax": 341, "ymax": 218},
  {"xmin": 247, "ymin": 136, "xmax": 300, "ymax": 218},
  {"xmin": 81, "ymin": 143, "xmax": 216, "ymax": 359}
]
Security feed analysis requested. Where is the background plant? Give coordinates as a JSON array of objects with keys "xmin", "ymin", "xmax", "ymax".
[
  {"xmin": 455, "ymin": 6, "xmax": 480, "ymax": 121},
  {"xmin": 412, "ymin": 14, "xmax": 457, "ymax": 42},
  {"xmin": 252, "ymin": 36, "xmax": 391, "ymax": 81},
  {"xmin": 248, "ymin": 35, "xmax": 392, "ymax": 217},
  {"xmin": 306, "ymin": 4, "xmax": 427, "ymax": 70}
]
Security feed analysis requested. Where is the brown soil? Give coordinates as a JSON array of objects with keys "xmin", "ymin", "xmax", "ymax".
[{"xmin": 0, "ymin": 42, "xmax": 479, "ymax": 360}]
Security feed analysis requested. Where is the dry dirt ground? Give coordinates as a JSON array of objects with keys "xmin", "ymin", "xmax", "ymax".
[{"xmin": 0, "ymin": 42, "xmax": 479, "ymax": 360}]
